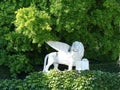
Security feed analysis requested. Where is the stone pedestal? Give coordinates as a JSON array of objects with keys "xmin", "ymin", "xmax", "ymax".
[{"xmin": 76, "ymin": 58, "xmax": 89, "ymax": 71}]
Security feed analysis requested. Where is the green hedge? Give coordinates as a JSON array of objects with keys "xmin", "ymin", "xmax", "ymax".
[{"xmin": 0, "ymin": 70, "xmax": 120, "ymax": 90}]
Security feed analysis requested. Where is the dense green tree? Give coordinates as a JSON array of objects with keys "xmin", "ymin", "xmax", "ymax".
[
  {"xmin": 0, "ymin": 0, "xmax": 33, "ymax": 77},
  {"xmin": 0, "ymin": 0, "xmax": 120, "ymax": 77}
]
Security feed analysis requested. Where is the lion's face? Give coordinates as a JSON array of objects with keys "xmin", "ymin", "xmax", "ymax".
[{"xmin": 71, "ymin": 41, "xmax": 82, "ymax": 52}]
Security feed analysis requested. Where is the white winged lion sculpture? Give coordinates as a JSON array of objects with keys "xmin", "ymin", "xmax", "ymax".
[{"xmin": 43, "ymin": 41, "xmax": 84, "ymax": 72}]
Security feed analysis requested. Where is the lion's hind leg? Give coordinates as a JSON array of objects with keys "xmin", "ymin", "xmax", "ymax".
[
  {"xmin": 53, "ymin": 63, "xmax": 59, "ymax": 71},
  {"xmin": 44, "ymin": 55, "xmax": 54, "ymax": 72}
]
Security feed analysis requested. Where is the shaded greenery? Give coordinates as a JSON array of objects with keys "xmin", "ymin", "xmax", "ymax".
[{"xmin": 90, "ymin": 63, "xmax": 120, "ymax": 73}]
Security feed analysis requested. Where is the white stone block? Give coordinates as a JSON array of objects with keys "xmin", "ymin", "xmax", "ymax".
[{"xmin": 75, "ymin": 58, "xmax": 89, "ymax": 70}]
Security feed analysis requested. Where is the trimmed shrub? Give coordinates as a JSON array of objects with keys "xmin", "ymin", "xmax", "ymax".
[
  {"xmin": 47, "ymin": 70, "xmax": 79, "ymax": 90},
  {"xmin": 0, "ymin": 79, "xmax": 22, "ymax": 90},
  {"xmin": 0, "ymin": 70, "xmax": 119, "ymax": 90},
  {"xmin": 72, "ymin": 71, "xmax": 120, "ymax": 90},
  {"xmin": 23, "ymin": 72, "xmax": 49, "ymax": 90}
]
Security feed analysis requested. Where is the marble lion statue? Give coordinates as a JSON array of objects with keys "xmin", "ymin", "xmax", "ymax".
[{"xmin": 43, "ymin": 41, "xmax": 84, "ymax": 72}]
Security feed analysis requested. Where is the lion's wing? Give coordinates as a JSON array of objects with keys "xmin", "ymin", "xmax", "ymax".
[{"xmin": 46, "ymin": 41, "xmax": 70, "ymax": 52}]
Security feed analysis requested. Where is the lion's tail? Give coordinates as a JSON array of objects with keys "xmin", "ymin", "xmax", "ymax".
[{"xmin": 43, "ymin": 54, "xmax": 48, "ymax": 72}]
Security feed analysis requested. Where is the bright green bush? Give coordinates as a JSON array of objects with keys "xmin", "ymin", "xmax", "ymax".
[
  {"xmin": 47, "ymin": 70, "xmax": 79, "ymax": 90},
  {"xmin": 14, "ymin": 5, "xmax": 56, "ymax": 47},
  {"xmin": 47, "ymin": 70, "xmax": 120, "ymax": 90},
  {"xmin": 0, "ymin": 70, "xmax": 119, "ymax": 90}
]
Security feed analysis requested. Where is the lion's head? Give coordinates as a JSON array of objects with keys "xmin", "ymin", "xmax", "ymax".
[{"xmin": 71, "ymin": 41, "xmax": 84, "ymax": 52}]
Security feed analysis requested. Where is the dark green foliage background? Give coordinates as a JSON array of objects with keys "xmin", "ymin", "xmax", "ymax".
[{"xmin": 0, "ymin": 0, "xmax": 120, "ymax": 77}]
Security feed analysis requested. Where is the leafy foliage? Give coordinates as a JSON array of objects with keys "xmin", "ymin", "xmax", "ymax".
[
  {"xmin": 14, "ymin": 5, "xmax": 55, "ymax": 46},
  {"xmin": 7, "ymin": 54, "xmax": 33, "ymax": 77},
  {"xmin": 0, "ymin": 0, "xmax": 33, "ymax": 77},
  {"xmin": 0, "ymin": 70, "xmax": 119, "ymax": 90},
  {"xmin": 5, "ymin": 32, "xmax": 33, "ymax": 52},
  {"xmin": 0, "ymin": 0, "xmax": 120, "ymax": 77},
  {"xmin": 14, "ymin": 0, "xmax": 120, "ymax": 62}
]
